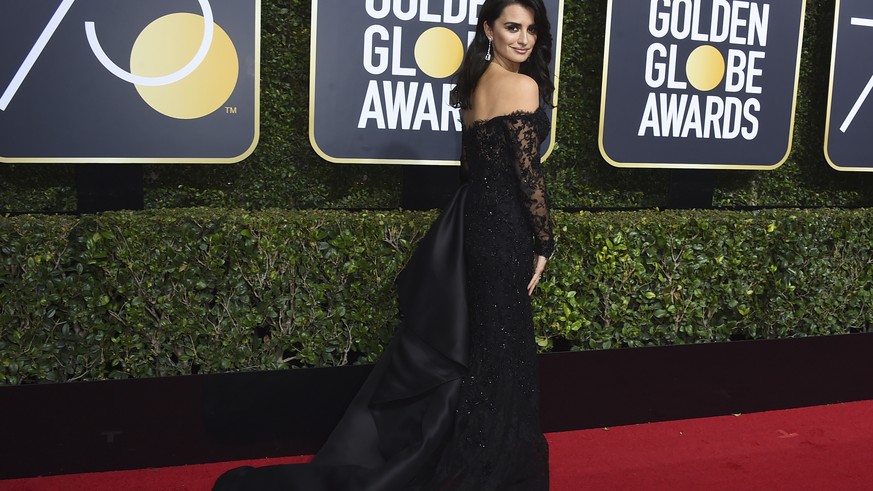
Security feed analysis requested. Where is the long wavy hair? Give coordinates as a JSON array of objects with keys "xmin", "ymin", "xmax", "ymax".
[{"xmin": 450, "ymin": 0, "xmax": 554, "ymax": 110}]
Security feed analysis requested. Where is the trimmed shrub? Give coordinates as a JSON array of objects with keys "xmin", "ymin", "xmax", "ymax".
[{"xmin": 2, "ymin": 207, "xmax": 871, "ymax": 384}]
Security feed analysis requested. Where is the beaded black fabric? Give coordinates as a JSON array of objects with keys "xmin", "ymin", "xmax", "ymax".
[
  {"xmin": 462, "ymin": 108, "xmax": 554, "ymax": 258},
  {"xmin": 418, "ymin": 108, "xmax": 553, "ymax": 490}
]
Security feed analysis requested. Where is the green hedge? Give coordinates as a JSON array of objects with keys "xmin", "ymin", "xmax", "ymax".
[
  {"xmin": 2, "ymin": 207, "xmax": 871, "ymax": 384},
  {"xmin": 3, "ymin": 0, "xmax": 873, "ymax": 213}
]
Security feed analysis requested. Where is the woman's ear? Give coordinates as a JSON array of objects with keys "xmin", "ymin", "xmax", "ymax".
[{"xmin": 483, "ymin": 21, "xmax": 493, "ymax": 40}]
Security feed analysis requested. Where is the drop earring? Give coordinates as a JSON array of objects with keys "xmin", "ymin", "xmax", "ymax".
[{"xmin": 485, "ymin": 38, "xmax": 492, "ymax": 61}]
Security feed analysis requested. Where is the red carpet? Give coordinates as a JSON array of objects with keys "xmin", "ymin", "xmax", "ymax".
[{"xmin": 3, "ymin": 400, "xmax": 872, "ymax": 490}]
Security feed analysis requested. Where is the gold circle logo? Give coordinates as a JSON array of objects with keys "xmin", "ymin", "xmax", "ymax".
[
  {"xmin": 414, "ymin": 27, "xmax": 464, "ymax": 79},
  {"xmin": 130, "ymin": 13, "xmax": 239, "ymax": 119},
  {"xmin": 686, "ymin": 45, "xmax": 725, "ymax": 92}
]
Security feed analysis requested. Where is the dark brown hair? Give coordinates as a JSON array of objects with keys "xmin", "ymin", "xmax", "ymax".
[{"xmin": 450, "ymin": 0, "xmax": 554, "ymax": 110}]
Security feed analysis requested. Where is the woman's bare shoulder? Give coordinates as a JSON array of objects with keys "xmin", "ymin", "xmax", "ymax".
[
  {"xmin": 491, "ymin": 72, "xmax": 539, "ymax": 113},
  {"xmin": 467, "ymin": 70, "xmax": 540, "ymax": 123}
]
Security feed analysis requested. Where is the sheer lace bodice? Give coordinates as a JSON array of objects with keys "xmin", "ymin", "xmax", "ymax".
[{"xmin": 461, "ymin": 108, "xmax": 554, "ymax": 258}]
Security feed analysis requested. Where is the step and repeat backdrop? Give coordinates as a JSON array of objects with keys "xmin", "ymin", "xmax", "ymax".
[
  {"xmin": 825, "ymin": 0, "xmax": 873, "ymax": 171},
  {"xmin": 0, "ymin": 0, "xmax": 259, "ymax": 163},
  {"xmin": 1, "ymin": 0, "xmax": 871, "ymax": 170},
  {"xmin": 600, "ymin": 0, "xmax": 805, "ymax": 170},
  {"xmin": 308, "ymin": 0, "xmax": 563, "ymax": 165}
]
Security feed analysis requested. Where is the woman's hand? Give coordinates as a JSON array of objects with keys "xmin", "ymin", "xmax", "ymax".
[{"xmin": 527, "ymin": 255, "xmax": 548, "ymax": 296}]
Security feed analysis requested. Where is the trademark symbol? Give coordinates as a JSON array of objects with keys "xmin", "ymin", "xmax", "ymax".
[
  {"xmin": 225, "ymin": 106, "xmax": 237, "ymax": 114},
  {"xmin": 101, "ymin": 430, "xmax": 123, "ymax": 443}
]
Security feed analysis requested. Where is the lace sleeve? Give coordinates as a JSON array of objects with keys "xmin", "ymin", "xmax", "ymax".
[{"xmin": 504, "ymin": 112, "xmax": 554, "ymax": 258}]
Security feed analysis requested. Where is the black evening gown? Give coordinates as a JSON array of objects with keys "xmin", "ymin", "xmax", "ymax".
[{"xmin": 213, "ymin": 108, "xmax": 554, "ymax": 491}]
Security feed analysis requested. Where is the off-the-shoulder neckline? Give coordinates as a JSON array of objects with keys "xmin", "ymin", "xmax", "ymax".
[{"xmin": 463, "ymin": 107, "xmax": 546, "ymax": 130}]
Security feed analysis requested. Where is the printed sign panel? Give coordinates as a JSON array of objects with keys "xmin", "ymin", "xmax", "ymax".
[
  {"xmin": 825, "ymin": 0, "xmax": 873, "ymax": 171},
  {"xmin": 310, "ymin": 0, "xmax": 563, "ymax": 165},
  {"xmin": 0, "ymin": 0, "xmax": 259, "ymax": 163},
  {"xmin": 600, "ymin": 0, "xmax": 806, "ymax": 169}
]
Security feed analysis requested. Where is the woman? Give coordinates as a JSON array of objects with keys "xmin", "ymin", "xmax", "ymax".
[{"xmin": 214, "ymin": 0, "xmax": 553, "ymax": 489}]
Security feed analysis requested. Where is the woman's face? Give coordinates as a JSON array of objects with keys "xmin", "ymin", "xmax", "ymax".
[{"xmin": 484, "ymin": 3, "xmax": 538, "ymax": 72}]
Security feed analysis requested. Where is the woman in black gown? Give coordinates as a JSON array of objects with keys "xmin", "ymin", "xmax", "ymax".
[{"xmin": 214, "ymin": 0, "xmax": 554, "ymax": 489}]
